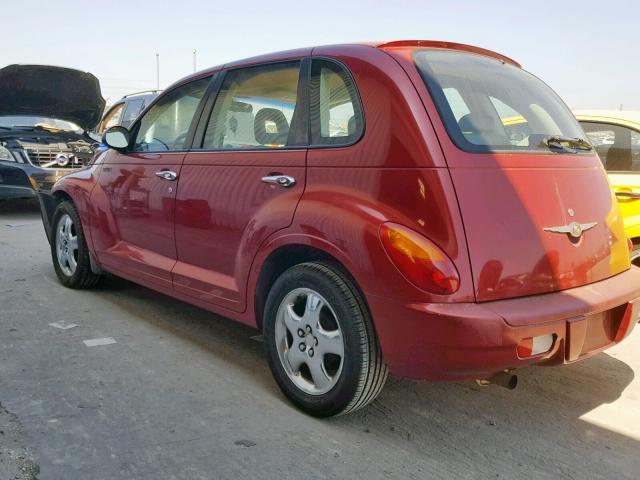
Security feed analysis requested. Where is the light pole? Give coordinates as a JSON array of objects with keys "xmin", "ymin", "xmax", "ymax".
[
  {"xmin": 155, "ymin": 53, "xmax": 160, "ymax": 90},
  {"xmin": 193, "ymin": 49, "xmax": 197, "ymax": 73}
]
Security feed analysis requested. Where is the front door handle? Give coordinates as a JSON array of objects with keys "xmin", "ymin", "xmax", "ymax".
[
  {"xmin": 261, "ymin": 175, "xmax": 296, "ymax": 188},
  {"xmin": 155, "ymin": 170, "xmax": 178, "ymax": 181}
]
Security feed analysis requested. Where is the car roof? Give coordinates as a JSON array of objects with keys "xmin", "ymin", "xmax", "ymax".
[
  {"xmin": 167, "ymin": 40, "xmax": 519, "ymax": 90},
  {"xmin": 574, "ymin": 110, "xmax": 640, "ymax": 129}
]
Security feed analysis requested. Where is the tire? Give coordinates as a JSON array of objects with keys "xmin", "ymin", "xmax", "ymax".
[
  {"xmin": 631, "ymin": 244, "xmax": 640, "ymax": 268},
  {"xmin": 264, "ymin": 261, "xmax": 388, "ymax": 417},
  {"xmin": 51, "ymin": 200, "xmax": 102, "ymax": 288}
]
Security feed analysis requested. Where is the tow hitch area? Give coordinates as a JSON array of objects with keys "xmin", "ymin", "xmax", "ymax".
[{"xmin": 476, "ymin": 371, "xmax": 518, "ymax": 390}]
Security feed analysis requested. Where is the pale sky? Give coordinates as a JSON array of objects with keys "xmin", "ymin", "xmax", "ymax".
[{"xmin": 2, "ymin": 0, "xmax": 638, "ymax": 110}]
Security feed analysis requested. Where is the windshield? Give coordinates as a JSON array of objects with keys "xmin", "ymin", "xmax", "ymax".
[
  {"xmin": 0, "ymin": 115, "xmax": 82, "ymax": 132},
  {"xmin": 414, "ymin": 50, "xmax": 586, "ymax": 153}
]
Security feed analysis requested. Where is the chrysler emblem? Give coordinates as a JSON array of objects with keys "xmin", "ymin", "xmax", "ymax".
[{"xmin": 544, "ymin": 221, "xmax": 597, "ymax": 239}]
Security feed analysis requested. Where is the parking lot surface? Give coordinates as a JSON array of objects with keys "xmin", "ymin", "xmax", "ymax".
[{"xmin": 1, "ymin": 200, "xmax": 639, "ymax": 480}]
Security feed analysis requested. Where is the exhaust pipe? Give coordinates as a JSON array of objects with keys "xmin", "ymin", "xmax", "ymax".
[{"xmin": 476, "ymin": 371, "xmax": 518, "ymax": 390}]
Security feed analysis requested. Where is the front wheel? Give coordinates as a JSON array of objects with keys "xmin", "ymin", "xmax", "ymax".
[
  {"xmin": 264, "ymin": 262, "xmax": 388, "ymax": 417},
  {"xmin": 51, "ymin": 200, "xmax": 102, "ymax": 288}
]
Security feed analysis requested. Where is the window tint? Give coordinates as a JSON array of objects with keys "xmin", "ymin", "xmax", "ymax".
[
  {"xmin": 121, "ymin": 98, "xmax": 146, "ymax": 126},
  {"xmin": 202, "ymin": 62, "xmax": 301, "ymax": 150},
  {"xmin": 414, "ymin": 50, "xmax": 585, "ymax": 153},
  {"xmin": 310, "ymin": 60, "xmax": 363, "ymax": 145},
  {"xmin": 581, "ymin": 121, "xmax": 640, "ymax": 172},
  {"xmin": 133, "ymin": 77, "xmax": 210, "ymax": 152},
  {"xmin": 99, "ymin": 103, "xmax": 124, "ymax": 134}
]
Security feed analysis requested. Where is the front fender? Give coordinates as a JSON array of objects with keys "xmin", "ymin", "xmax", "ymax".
[{"xmin": 44, "ymin": 165, "xmax": 102, "ymax": 253}]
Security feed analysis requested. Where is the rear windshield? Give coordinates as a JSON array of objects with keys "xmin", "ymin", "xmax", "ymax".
[{"xmin": 414, "ymin": 50, "xmax": 586, "ymax": 153}]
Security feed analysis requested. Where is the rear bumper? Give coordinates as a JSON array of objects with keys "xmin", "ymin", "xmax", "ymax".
[{"xmin": 369, "ymin": 267, "xmax": 640, "ymax": 381}]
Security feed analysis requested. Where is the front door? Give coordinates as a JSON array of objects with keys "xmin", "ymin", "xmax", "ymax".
[
  {"xmin": 173, "ymin": 61, "xmax": 307, "ymax": 312},
  {"xmin": 91, "ymin": 77, "xmax": 211, "ymax": 289}
]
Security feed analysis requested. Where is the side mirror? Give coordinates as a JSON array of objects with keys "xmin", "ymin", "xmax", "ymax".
[{"xmin": 103, "ymin": 126, "xmax": 130, "ymax": 151}]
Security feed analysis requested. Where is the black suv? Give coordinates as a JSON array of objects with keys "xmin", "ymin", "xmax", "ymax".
[{"xmin": 0, "ymin": 64, "xmax": 104, "ymax": 199}]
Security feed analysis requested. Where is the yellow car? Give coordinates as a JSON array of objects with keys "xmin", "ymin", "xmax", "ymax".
[{"xmin": 574, "ymin": 111, "xmax": 640, "ymax": 265}]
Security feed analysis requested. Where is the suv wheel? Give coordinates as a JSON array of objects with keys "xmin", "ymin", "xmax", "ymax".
[
  {"xmin": 51, "ymin": 200, "xmax": 102, "ymax": 288},
  {"xmin": 264, "ymin": 262, "xmax": 388, "ymax": 417}
]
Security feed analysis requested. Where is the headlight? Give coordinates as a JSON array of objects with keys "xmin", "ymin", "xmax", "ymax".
[{"xmin": 0, "ymin": 145, "xmax": 13, "ymax": 161}]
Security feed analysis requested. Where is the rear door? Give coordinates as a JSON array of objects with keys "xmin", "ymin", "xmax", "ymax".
[
  {"xmin": 173, "ymin": 60, "xmax": 308, "ymax": 312},
  {"xmin": 90, "ymin": 77, "xmax": 211, "ymax": 289},
  {"xmin": 408, "ymin": 49, "xmax": 630, "ymax": 302}
]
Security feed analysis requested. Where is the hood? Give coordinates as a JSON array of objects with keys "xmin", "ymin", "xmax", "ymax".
[{"xmin": 0, "ymin": 64, "xmax": 105, "ymax": 131}]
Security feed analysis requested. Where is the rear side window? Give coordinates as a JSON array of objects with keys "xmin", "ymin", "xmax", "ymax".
[
  {"xmin": 414, "ymin": 50, "xmax": 585, "ymax": 153},
  {"xmin": 202, "ymin": 62, "xmax": 301, "ymax": 150},
  {"xmin": 581, "ymin": 121, "xmax": 640, "ymax": 172},
  {"xmin": 310, "ymin": 59, "xmax": 363, "ymax": 146}
]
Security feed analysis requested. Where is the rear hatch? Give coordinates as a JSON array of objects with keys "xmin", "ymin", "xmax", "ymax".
[{"xmin": 411, "ymin": 49, "xmax": 630, "ymax": 305}]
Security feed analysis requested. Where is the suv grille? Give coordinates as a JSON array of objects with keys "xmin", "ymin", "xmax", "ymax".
[{"xmin": 21, "ymin": 142, "xmax": 80, "ymax": 168}]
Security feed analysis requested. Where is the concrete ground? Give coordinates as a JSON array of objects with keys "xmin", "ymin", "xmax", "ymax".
[{"xmin": 0, "ymin": 199, "xmax": 639, "ymax": 480}]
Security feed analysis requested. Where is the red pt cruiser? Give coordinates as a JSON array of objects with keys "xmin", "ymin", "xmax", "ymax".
[{"xmin": 39, "ymin": 41, "xmax": 640, "ymax": 417}]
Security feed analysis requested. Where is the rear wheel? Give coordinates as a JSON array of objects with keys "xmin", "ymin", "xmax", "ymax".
[
  {"xmin": 51, "ymin": 200, "xmax": 102, "ymax": 288},
  {"xmin": 264, "ymin": 262, "xmax": 388, "ymax": 417}
]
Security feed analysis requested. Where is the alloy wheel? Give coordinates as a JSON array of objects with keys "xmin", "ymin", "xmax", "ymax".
[
  {"xmin": 56, "ymin": 213, "xmax": 78, "ymax": 277},
  {"xmin": 275, "ymin": 288, "xmax": 345, "ymax": 395}
]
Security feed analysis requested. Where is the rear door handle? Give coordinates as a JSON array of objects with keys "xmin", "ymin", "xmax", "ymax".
[
  {"xmin": 261, "ymin": 175, "xmax": 296, "ymax": 188},
  {"xmin": 155, "ymin": 170, "xmax": 178, "ymax": 181}
]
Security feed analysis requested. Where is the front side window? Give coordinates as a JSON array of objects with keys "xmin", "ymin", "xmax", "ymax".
[
  {"xmin": 414, "ymin": 50, "xmax": 585, "ymax": 153},
  {"xmin": 581, "ymin": 121, "xmax": 640, "ymax": 172},
  {"xmin": 310, "ymin": 59, "xmax": 363, "ymax": 145},
  {"xmin": 133, "ymin": 77, "xmax": 210, "ymax": 152},
  {"xmin": 202, "ymin": 62, "xmax": 301, "ymax": 150}
]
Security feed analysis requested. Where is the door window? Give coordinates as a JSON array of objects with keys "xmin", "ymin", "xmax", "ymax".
[
  {"xmin": 581, "ymin": 121, "xmax": 640, "ymax": 172},
  {"xmin": 202, "ymin": 62, "xmax": 301, "ymax": 150},
  {"xmin": 133, "ymin": 77, "xmax": 210, "ymax": 152},
  {"xmin": 310, "ymin": 59, "xmax": 364, "ymax": 145}
]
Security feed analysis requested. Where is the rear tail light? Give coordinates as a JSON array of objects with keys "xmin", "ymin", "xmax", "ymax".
[
  {"xmin": 517, "ymin": 334, "xmax": 554, "ymax": 358},
  {"xmin": 379, "ymin": 222, "xmax": 460, "ymax": 295},
  {"xmin": 628, "ymin": 237, "xmax": 634, "ymax": 253}
]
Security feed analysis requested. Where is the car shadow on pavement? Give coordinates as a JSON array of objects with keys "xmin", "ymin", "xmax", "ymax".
[
  {"xmin": 332, "ymin": 350, "xmax": 638, "ymax": 477},
  {"xmin": 100, "ymin": 275, "xmax": 640, "ymax": 476},
  {"xmin": 93, "ymin": 275, "xmax": 278, "ymax": 393}
]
